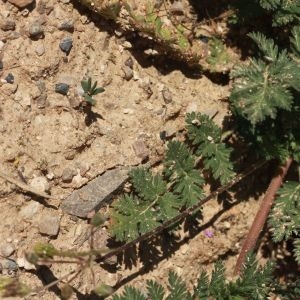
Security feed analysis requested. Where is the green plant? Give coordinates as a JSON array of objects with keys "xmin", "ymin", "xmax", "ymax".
[
  {"xmin": 81, "ymin": 77, "xmax": 105, "ymax": 106},
  {"xmin": 113, "ymin": 254, "xmax": 297, "ymax": 300},
  {"xmin": 110, "ymin": 112, "xmax": 235, "ymax": 242}
]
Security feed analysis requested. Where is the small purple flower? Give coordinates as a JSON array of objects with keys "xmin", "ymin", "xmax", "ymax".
[{"xmin": 204, "ymin": 229, "xmax": 214, "ymax": 238}]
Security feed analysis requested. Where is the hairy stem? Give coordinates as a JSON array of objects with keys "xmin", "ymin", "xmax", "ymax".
[{"xmin": 234, "ymin": 157, "xmax": 293, "ymax": 275}]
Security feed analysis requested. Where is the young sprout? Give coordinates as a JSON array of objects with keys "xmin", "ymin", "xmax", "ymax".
[{"xmin": 81, "ymin": 77, "xmax": 105, "ymax": 106}]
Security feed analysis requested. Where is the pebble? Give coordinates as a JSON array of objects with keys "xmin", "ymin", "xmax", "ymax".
[
  {"xmin": 16, "ymin": 257, "xmax": 35, "ymax": 270},
  {"xmin": 0, "ymin": 243, "xmax": 15, "ymax": 257},
  {"xmin": 55, "ymin": 82, "xmax": 69, "ymax": 95},
  {"xmin": 0, "ymin": 258, "xmax": 18, "ymax": 272},
  {"xmin": 124, "ymin": 57, "xmax": 134, "ymax": 69},
  {"xmin": 19, "ymin": 201, "xmax": 41, "ymax": 219},
  {"xmin": 38, "ymin": 212, "xmax": 60, "ymax": 236},
  {"xmin": 8, "ymin": 0, "xmax": 34, "ymax": 8},
  {"xmin": 29, "ymin": 22, "xmax": 44, "ymax": 39},
  {"xmin": 162, "ymin": 86, "xmax": 172, "ymax": 104},
  {"xmin": 0, "ymin": 61, "xmax": 3, "ymax": 70},
  {"xmin": 59, "ymin": 36, "xmax": 73, "ymax": 54},
  {"xmin": 29, "ymin": 176, "xmax": 50, "ymax": 194},
  {"xmin": 61, "ymin": 167, "xmax": 77, "ymax": 182},
  {"xmin": 35, "ymin": 43, "xmax": 45, "ymax": 56},
  {"xmin": 122, "ymin": 65, "xmax": 133, "ymax": 81},
  {"xmin": 133, "ymin": 140, "xmax": 149, "ymax": 162},
  {"xmin": 37, "ymin": 0, "xmax": 54, "ymax": 15},
  {"xmin": 5, "ymin": 73, "xmax": 14, "ymax": 84},
  {"xmin": 58, "ymin": 19, "xmax": 74, "ymax": 32},
  {"xmin": 0, "ymin": 19, "xmax": 16, "ymax": 31},
  {"xmin": 0, "ymin": 41, "xmax": 4, "ymax": 51}
]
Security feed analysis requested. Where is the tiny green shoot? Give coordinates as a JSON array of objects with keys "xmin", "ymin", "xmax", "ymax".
[{"xmin": 81, "ymin": 77, "xmax": 105, "ymax": 106}]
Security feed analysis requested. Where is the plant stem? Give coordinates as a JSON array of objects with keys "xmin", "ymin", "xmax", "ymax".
[{"xmin": 234, "ymin": 157, "xmax": 293, "ymax": 275}]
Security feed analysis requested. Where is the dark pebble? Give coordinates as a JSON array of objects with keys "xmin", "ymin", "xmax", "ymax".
[
  {"xmin": 55, "ymin": 83, "xmax": 69, "ymax": 95},
  {"xmin": 59, "ymin": 36, "xmax": 73, "ymax": 54},
  {"xmin": 58, "ymin": 20, "xmax": 74, "ymax": 32},
  {"xmin": 0, "ymin": 61, "xmax": 3, "ymax": 70},
  {"xmin": 5, "ymin": 73, "xmax": 14, "ymax": 84},
  {"xmin": 0, "ymin": 19, "xmax": 16, "ymax": 31}
]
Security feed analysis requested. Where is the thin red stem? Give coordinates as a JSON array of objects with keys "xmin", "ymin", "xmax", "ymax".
[{"xmin": 234, "ymin": 157, "xmax": 293, "ymax": 275}]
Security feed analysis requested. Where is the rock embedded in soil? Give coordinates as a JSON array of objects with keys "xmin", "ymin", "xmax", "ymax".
[
  {"xmin": 5, "ymin": 73, "xmax": 14, "ymax": 84},
  {"xmin": 61, "ymin": 167, "xmax": 77, "ymax": 182},
  {"xmin": 58, "ymin": 19, "xmax": 74, "ymax": 32},
  {"xmin": 35, "ymin": 43, "xmax": 45, "ymax": 56},
  {"xmin": 122, "ymin": 65, "xmax": 133, "ymax": 81},
  {"xmin": 8, "ymin": 0, "xmax": 34, "ymax": 8},
  {"xmin": 19, "ymin": 201, "xmax": 41, "ymax": 219},
  {"xmin": 162, "ymin": 86, "xmax": 173, "ymax": 104},
  {"xmin": 0, "ymin": 19, "xmax": 16, "ymax": 31},
  {"xmin": 62, "ymin": 167, "xmax": 129, "ymax": 218},
  {"xmin": 0, "ymin": 243, "xmax": 15, "ymax": 257},
  {"xmin": 38, "ymin": 212, "xmax": 60, "ymax": 236},
  {"xmin": 59, "ymin": 36, "xmax": 73, "ymax": 54},
  {"xmin": 55, "ymin": 82, "xmax": 70, "ymax": 95},
  {"xmin": 29, "ymin": 176, "xmax": 50, "ymax": 194},
  {"xmin": 0, "ymin": 258, "xmax": 18, "ymax": 272},
  {"xmin": 28, "ymin": 21, "xmax": 44, "ymax": 39}
]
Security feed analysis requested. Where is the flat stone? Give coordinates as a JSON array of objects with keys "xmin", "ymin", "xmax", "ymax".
[
  {"xmin": 62, "ymin": 167, "xmax": 129, "ymax": 217},
  {"xmin": 0, "ymin": 243, "xmax": 15, "ymax": 257},
  {"xmin": 38, "ymin": 212, "xmax": 60, "ymax": 236},
  {"xmin": 19, "ymin": 201, "xmax": 41, "ymax": 219},
  {"xmin": 8, "ymin": 0, "xmax": 34, "ymax": 8},
  {"xmin": 29, "ymin": 176, "xmax": 49, "ymax": 194}
]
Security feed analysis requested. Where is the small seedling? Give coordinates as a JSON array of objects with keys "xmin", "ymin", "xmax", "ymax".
[{"xmin": 81, "ymin": 77, "xmax": 105, "ymax": 106}]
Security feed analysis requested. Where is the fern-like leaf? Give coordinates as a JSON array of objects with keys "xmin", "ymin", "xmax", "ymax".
[
  {"xmin": 269, "ymin": 181, "xmax": 300, "ymax": 242},
  {"xmin": 164, "ymin": 141, "xmax": 204, "ymax": 207},
  {"xmin": 112, "ymin": 286, "xmax": 146, "ymax": 300},
  {"xmin": 146, "ymin": 280, "xmax": 165, "ymax": 300},
  {"xmin": 231, "ymin": 33, "xmax": 300, "ymax": 125},
  {"xmin": 230, "ymin": 253, "xmax": 274, "ymax": 299},
  {"xmin": 166, "ymin": 271, "xmax": 192, "ymax": 300},
  {"xmin": 186, "ymin": 112, "xmax": 235, "ymax": 184},
  {"xmin": 110, "ymin": 194, "xmax": 160, "ymax": 241}
]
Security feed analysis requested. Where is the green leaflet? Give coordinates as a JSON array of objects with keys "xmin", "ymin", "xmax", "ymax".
[
  {"xmin": 164, "ymin": 141, "xmax": 205, "ymax": 207},
  {"xmin": 186, "ymin": 112, "xmax": 235, "ymax": 184},
  {"xmin": 113, "ymin": 254, "xmax": 275, "ymax": 300}
]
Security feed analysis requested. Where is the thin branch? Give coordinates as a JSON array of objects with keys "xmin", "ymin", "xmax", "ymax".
[
  {"xmin": 234, "ymin": 157, "xmax": 293, "ymax": 275},
  {"xmin": 0, "ymin": 169, "xmax": 54, "ymax": 199}
]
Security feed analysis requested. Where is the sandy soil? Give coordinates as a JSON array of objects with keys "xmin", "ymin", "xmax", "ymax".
[{"xmin": 0, "ymin": 1, "xmax": 264, "ymax": 299}]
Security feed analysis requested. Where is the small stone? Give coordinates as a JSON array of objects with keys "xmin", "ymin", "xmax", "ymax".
[
  {"xmin": 60, "ymin": 0, "xmax": 70, "ymax": 3},
  {"xmin": 58, "ymin": 19, "xmax": 74, "ymax": 32},
  {"xmin": 29, "ymin": 176, "xmax": 49, "ymax": 194},
  {"xmin": 0, "ymin": 19, "xmax": 16, "ymax": 31},
  {"xmin": 5, "ymin": 73, "xmax": 14, "ymax": 84},
  {"xmin": 38, "ymin": 212, "xmax": 60, "ymax": 236},
  {"xmin": 61, "ymin": 167, "xmax": 76, "ymax": 182},
  {"xmin": 35, "ymin": 43, "xmax": 45, "ymax": 56},
  {"xmin": 16, "ymin": 257, "xmax": 35, "ymax": 270},
  {"xmin": 0, "ymin": 243, "xmax": 15, "ymax": 257},
  {"xmin": 37, "ymin": 0, "xmax": 53, "ymax": 15},
  {"xmin": 29, "ymin": 22, "xmax": 44, "ymax": 39},
  {"xmin": 8, "ymin": 0, "xmax": 34, "ymax": 8},
  {"xmin": 162, "ymin": 86, "xmax": 172, "ymax": 104},
  {"xmin": 122, "ymin": 66, "xmax": 133, "ymax": 81},
  {"xmin": 0, "ymin": 41, "xmax": 4, "ymax": 51},
  {"xmin": 0, "ymin": 61, "xmax": 3, "ymax": 70},
  {"xmin": 133, "ymin": 140, "xmax": 149, "ymax": 161},
  {"xmin": 55, "ymin": 83, "xmax": 69, "ymax": 95},
  {"xmin": 124, "ymin": 57, "xmax": 134, "ymax": 69},
  {"xmin": 59, "ymin": 36, "xmax": 73, "ymax": 54},
  {"xmin": 1, "ymin": 259, "xmax": 18, "ymax": 271},
  {"xmin": 19, "ymin": 201, "xmax": 41, "ymax": 219}
]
